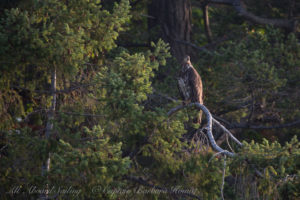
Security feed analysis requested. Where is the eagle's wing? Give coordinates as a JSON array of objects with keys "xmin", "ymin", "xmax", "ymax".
[
  {"xmin": 177, "ymin": 78, "xmax": 185, "ymax": 99},
  {"xmin": 188, "ymin": 67, "xmax": 203, "ymax": 104},
  {"xmin": 177, "ymin": 78, "xmax": 189, "ymax": 101}
]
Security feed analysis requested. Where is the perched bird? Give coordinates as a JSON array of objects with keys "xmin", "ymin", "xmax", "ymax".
[{"xmin": 178, "ymin": 55, "xmax": 203, "ymax": 124}]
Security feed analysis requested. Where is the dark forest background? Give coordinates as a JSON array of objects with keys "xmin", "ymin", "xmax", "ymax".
[{"xmin": 0, "ymin": 0, "xmax": 299, "ymax": 199}]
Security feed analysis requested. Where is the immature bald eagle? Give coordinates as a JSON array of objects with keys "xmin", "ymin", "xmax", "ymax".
[{"xmin": 178, "ymin": 55, "xmax": 203, "ymax": 124}]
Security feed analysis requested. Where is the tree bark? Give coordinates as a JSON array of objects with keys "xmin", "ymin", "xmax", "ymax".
[
  {"xmin": 148, "ymin": 0, "xmax": 192, "ymax": 62},
  {"xmin": 203, "ymin": 4, "xmax": 213, "ymax": 43}
]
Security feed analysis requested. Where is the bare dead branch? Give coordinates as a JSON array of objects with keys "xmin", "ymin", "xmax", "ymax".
[
  {"xmin": 212, "ymin": 118, "xmax": 243, "ymax": 146},
  {"xmin": 226, "ymin": 134, "xmax": 235, "ymax": 152},
  {"xmin": 168, "ymin": 103, "xmax": 236, "ymax": 157},
  {"xmin": 167, "ymin": 102, "xmax": 267, "ymax": 178}
]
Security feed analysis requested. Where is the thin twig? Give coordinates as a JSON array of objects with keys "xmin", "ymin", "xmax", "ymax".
[{"xmin": 226, "ymin": 134, "xmax": 235, "ymax": 153}]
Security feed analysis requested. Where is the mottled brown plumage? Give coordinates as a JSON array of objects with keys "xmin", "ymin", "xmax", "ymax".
[{"xmin": 178, "ymin": 55, "xmax": 203, "ymax": 123}]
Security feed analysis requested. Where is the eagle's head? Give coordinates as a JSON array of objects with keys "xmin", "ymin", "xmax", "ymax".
[{"xmin": 183, "ymin": 55, "xmax": 191, "ymax": 65}]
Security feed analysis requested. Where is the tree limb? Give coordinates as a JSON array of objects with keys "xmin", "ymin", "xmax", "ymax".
[
  {"xmin": 230, "ymin": 119, "xmax": 300, "ymax": 130},
  {"xmin": 213, "ymin": 115, "xmax": 300, "ymax": 130},
  {"xmin": 206, "ymin": 0, "xmax": 297, "ymax": 31},
  {"xmin": 168, "ymin": 103, "xmax": 237, "ymax": 157},
  {"xmin": 212, "ymin": 118, "xmax": 243, "ymax": 146},
  {"xmin": 168, "ymin": 103, "xmax": 268, "ymax": 178},
  {"xmin": 154, "ymin": 91, "xmax": 299, "ymax": 131}
]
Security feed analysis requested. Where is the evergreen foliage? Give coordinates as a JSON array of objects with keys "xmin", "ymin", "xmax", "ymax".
[{"xmin": 0, "ymin": 0, "xmax": 299, "ymax": 199}]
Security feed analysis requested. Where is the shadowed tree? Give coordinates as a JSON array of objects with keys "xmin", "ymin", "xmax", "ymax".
[{"xmin": 148, "ymin": 0, "xmax": 192, "ymax": 62}]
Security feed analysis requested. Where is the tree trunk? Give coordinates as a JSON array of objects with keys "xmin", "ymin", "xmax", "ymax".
[
  {"xmin": 148, "ymin": 0, "xmax": 192, "ymax": 62},
  {"xmin": 41, "ymin": 68, "xmax": 56, "ymax": 198}
]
